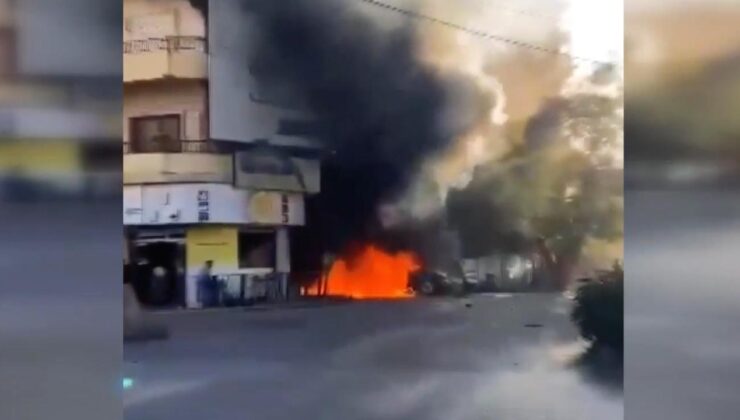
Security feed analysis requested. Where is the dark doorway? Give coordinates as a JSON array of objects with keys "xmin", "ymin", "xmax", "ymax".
[{"xmin": 132, "ymin": 242, "xmax": 185, "ymax": 308}]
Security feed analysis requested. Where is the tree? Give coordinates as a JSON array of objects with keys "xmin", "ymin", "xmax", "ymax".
[
  {"xmin": 527, "ymin": 93, "xmax": 623, "ymax": 289},
  {"xmin": 447, "ymin": 91, "xmax": 623, "ymax": 290}
]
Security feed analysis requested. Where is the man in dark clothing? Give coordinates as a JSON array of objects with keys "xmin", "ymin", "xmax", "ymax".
[{"xmin": 196, "ymin": 260, "xmax": 215, "ymax": 306}]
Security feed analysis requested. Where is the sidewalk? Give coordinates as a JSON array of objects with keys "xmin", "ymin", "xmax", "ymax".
[{"xmin": 150, "ymin": 297, "xmax": 354, "ymax": 315}]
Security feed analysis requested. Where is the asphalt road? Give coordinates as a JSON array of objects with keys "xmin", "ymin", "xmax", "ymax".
[
  {"xmin": 625, "ymin": 190, "xmax": 740, "ymax": 420},
  {"xmin": 124, "ymin": 294, "xmax": 623, "ymax": 420},
  {"xmin": 5, "ymin": 190, "xmax": 736, "ymax": 419}
]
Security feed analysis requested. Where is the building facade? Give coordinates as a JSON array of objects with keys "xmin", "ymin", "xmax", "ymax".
[{"xmin": 123, "ymin": 0, "xmax": 320, "ymax": 308}]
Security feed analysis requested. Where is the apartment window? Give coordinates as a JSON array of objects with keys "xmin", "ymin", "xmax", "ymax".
[
  {"xmin": 238, "ymin": 232, "xmax": 275, "ymax": 269},
  {"xmin": 130, "ymin": 114, "xmax": 181, "ymax": 153}
]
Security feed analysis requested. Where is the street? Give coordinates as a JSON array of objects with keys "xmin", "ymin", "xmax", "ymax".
[
  {"xmin": 124, "ymin": 293, "xmax": 622, "ymax": 420},
  {"xmin": 625, "ymin": 190, "xmax": 740, "ymax": 419}
]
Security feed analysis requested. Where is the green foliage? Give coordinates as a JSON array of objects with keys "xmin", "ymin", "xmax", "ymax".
[
  {"xmin": 448, "ymin": 92, "xmax": 623, "ymax": 265},
  {"xmin": 571, "ymin": 263, "xmax": 623, "ymax": 351}
]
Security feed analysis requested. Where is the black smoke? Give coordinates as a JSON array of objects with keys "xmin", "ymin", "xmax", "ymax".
[
  {"xmin": 253, "ymin": 0, "xmax": 469, "ymax": 253},
  {"xmin": 446, "ymin": 97, "xmax": 568, "ymax": 258},
  {"xmin": 188, "ymin": 0, "xmax": 208, "ymax": 21},
  {"xmin": 523, "ymin": 98, "xmax": 567, "ymax": 151},
  {"xmin": 446, "ymin": 166, "xmax": 531, "ymax": 258},
  {"xmin": 213, "ymin": 0, "xmax": 482, "ymax": 257}
]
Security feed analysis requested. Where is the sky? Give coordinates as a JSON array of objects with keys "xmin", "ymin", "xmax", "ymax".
[{"xmin": 561, "ymin": 0, "xmax": 624, "ymax": 79}]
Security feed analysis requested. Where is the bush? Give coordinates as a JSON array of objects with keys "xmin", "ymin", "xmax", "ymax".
[{"xmin": 571, "ymin": 263, "xmax": 623, "ymax": 352}]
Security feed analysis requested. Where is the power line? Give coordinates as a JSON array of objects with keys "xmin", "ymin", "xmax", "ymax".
[{"xmin": 357, "ymin": 0, "xmax": 617, "ymax": 67}]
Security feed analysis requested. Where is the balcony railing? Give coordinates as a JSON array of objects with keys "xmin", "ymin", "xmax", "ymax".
[
  {"xmin": 123, "ymin": 139, "xmax": 221, "ymax": 154},
  {"xmin": 123, "ymin": 36, "xmax": 207, "ymax": 54}
]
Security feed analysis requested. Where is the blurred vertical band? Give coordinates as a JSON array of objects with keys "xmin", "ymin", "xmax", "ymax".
[
  {"xmin": 0, "ymin": 0, "xmax": 121, "ymax": 200},
  {"xmin": 625, "ymin": 1, "xmax": 740, "ymax": 419},
  {"xmin": 0, "ymin": 0, "xmax": 122, "ymax": 419},
  {"xmin": 625, "ymin": 0, "xmax": 740, "ymax": 188}
]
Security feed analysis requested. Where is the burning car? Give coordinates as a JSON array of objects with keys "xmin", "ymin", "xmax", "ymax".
[
  {"xmin": 408, "ymin": 261, "xmax": 468, "ymax": 296},
  {"xmin": 408, "ymin": 269, "xmax": 462, "ymax": 295}
]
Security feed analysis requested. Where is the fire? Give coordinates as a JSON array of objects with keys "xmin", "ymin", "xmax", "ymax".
[{"xmin": 309, "ymin": 245, "xmax": 420, "ymax": 299}]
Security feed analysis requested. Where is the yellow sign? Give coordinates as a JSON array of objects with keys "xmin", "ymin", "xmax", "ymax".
[
  {"xmin": 186, "ymin": 226, "xmax": 238, "ymax": 272},
  {"xmin": 249, "ymin": 191, "xmax": 279, "ymax": 224}
]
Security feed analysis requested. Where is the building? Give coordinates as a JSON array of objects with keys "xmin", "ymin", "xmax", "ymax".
[{"xmin": 123, "ymin": 0, "xmax": 320, "ymax": 308}]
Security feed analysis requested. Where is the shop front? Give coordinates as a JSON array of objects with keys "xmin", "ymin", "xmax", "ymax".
[{"xmin": 124, "ymin": 183, "xmax": 304, "ymax": 308}]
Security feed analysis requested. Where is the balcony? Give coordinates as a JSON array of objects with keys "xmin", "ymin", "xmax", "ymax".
[
  {"xmin": 123, "ymin": 140, "xmax": 232, "ymax": 185},
  {"xmin": 124, "ymin": 36, "xmax": 207, "ymax": 83},
  {"xmin": 123, "ymin": 139, "xmax": 221, "ymax": 154}
]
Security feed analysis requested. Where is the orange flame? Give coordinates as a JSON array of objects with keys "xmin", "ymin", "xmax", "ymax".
[{"xmin": 309, "ymin": 245, "xmax": 420, "ymax": 299}]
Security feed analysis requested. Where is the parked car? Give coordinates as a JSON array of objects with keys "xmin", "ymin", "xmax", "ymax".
[
  {"xmin": 408, "ymin": 269, "xmax": 463, "ymax": 295},
  {"xmin": 409, "ymin": 258, "xmax": 473, "ymax": 296}
]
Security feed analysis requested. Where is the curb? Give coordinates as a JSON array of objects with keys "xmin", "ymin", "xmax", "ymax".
[{"xmin": 151, "ymin": 300, "xmax": 353, "ymax": 315}]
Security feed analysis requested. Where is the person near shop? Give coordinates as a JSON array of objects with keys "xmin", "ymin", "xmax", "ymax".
[{"xmin": 196, "ymin": 260, "xmax": 215, "ymax": 306}]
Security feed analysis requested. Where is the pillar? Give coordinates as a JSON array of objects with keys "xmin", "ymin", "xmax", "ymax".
[{"xmin": 275, "ymin": 227, "xmax": 290, "ymax": 300}]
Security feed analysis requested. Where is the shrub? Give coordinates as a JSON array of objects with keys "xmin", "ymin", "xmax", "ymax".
[{"xmin": 571, "ymin": 263, "xmax": 623, "ymax": 352}]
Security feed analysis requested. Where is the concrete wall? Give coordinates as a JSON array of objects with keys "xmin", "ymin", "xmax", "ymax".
[
  {"xmin": 124, "ymin": 49, "xmax": 207, "ymax": 82},
  {"xmin": 124, "ymin": 0, "xmax": 205, "ymax": 39},
  {"xmin": 123, "ymin": 1, "xmax": 207, "ymax": 143},
  {"xmin": 123, "ymin": 153, "xmax": 232, "ymax": 185},
  {"xmin": 123, "ymin": 79, "xmax": 207, "ymax": 144},
  {"xmin": 123, "ymin": 0, "xmax": 207, "ymax": 82},
  {"xmin": 208, "ymin": 0, "xmax": 320, "ymax": 148}
]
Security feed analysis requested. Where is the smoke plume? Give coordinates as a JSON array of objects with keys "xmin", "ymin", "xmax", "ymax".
[
  {"xmin": 447, "ymin": 89, "xmax": 623, "ymax": 278},
  {"xmin": 188, "ymin": 0, "xmax": 621, "ymax": 274},
  {"xmin": 234, "ymin": 0, "xmax": 495, "ymax": 254}
]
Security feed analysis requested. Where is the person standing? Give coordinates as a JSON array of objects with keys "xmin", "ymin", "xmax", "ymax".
[
  {"xmin": 197, "ymin": 260, "xmax": 214, "ymax": 306},
  {"xmin": 197, "ymin": 260, "xmax": 213, "ymax": 282}
]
